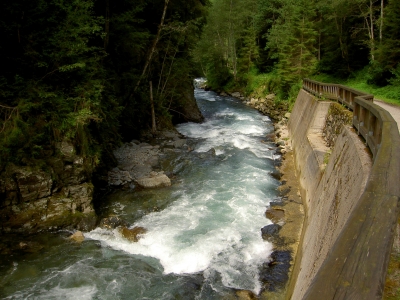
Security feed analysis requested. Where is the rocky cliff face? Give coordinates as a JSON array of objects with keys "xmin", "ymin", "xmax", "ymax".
[
  {"xmin": 170, "ymin": 81, "xmax": 204, "ymax": 124},
  {"xmin": 0, "ymin": 141, "xmax": 96, "ymax": 233}
]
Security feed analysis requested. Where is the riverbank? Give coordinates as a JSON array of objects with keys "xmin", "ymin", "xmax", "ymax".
[{"xmin": 219, "ymin": 90, "xmax": 304, "ymax": 299}]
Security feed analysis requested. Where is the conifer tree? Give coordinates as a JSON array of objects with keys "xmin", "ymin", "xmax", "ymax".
[{"xmin": 267, "ymin": 0, "xmax": 318, "ymax": 89}]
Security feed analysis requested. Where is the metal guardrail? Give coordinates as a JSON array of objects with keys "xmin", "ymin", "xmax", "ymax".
[{"xmin": 303, "ymin": 78, "xmax": 379, "ymax": 159}]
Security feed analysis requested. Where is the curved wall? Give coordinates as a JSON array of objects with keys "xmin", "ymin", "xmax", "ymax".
[{"xmin": 288, "ymin": 88, "xmax": 400, "ymax": 299}]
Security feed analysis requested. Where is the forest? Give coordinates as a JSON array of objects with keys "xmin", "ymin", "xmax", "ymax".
[
  {"xmin": 195, "ymin": 0, "xmax": 400, "ymax": 104},
  {"xmin": 0, "ymin": 0, "xmax": 209, "ymax": 170},
  {"xmin": 0, "ymin": 0, "xmax": 399, "ymax": 171}
]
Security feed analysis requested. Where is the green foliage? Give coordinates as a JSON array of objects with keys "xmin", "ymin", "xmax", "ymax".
[
  {"xmin": 372, "ymin": 0, "xmax": 400, "ymax": 86},
  {"xmin": 196, "ymin": 0, "xmax": 399, "ymax": 108},
  {"xmin": 311, "ymin": 70, "xmax": 400, "ymax": 104},
  {"xmin": 0, "ymin": 0, "xmax": 209, "ymax": 169},
  {"xmin": 267, "ymin": 0, "xmax": 318, "ymax": 87}
]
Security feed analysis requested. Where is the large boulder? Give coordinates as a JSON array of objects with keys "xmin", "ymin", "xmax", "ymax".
[
  {"xmin": 261, "ymin": 224, "xmax": 282, "ymax": 240},
  {"xmin": 231, "ymin": 92, "xmax": 242, "ymax": 98},
  {"xmin": 265, "ymin": 208, "xmax": 285, "ymax": 224},
  {"xmin": 260, "ymin": 250, "xmax": 292, "ymax": 292},
  {"xmin": 70, "ymin": 231, "xmax": 85, "ymax": 243},
  {"xmin": 136, "ymin": 172, "xmax": 171, "ymax": 188}
]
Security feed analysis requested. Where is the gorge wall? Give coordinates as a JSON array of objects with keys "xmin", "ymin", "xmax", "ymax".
[{"xmin": 287, "ymin": 89, "xmax": 400, "ymax": 299}]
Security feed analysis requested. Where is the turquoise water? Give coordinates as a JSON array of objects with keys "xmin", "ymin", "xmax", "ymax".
[{"xmin": 0, "ymin": 88, "xmax": 281, "ymax": 299}]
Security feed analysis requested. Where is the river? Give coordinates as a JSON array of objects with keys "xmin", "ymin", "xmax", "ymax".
[{"xmin": 0, "ymin": 87, "xmax": 281, "ymax": 299}]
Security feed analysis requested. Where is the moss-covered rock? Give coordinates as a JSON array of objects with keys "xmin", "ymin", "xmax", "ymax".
[
  {"xmin": 0, "ymin": 141, "xmax": 96, "ymax": 233},
  {"xmin": 323, "ymin": 103, "xmax": 353, "ymax": 147}
]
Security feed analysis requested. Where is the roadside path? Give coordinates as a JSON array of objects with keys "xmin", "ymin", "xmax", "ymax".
[{"xmin": 375, "ymin": 100, "xmax": 400, "ymax": 132}]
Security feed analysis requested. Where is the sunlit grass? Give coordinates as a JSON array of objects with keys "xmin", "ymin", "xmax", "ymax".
[{"xmin": 310, "ymin": 73, "xmax": 400, "ymax": 106}]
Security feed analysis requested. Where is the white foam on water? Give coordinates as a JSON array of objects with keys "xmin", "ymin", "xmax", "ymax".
[
  {"xmin": 86, "ymin": 184, "xmax": 273, "ymax": 294},
  {"xmin": 215, "ymin": 148, "xmax": 225, "ymax": 155},
  {"xmin": 85, "ymin": 89, "xmax": 279, "ymax": 295},
  {"xmin": 37, "ymin": 285, "xmax": 98, "ymax": 300}
]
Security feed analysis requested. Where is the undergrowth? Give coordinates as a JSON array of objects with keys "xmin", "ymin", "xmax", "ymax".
[{"xmin": 224, "ymin": 68, "xmax": 299, "ymax": 111}]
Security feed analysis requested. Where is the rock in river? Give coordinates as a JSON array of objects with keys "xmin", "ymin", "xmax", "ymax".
[
  {"xmin": 136, "ymin": 172, "xmax": 171, "ymax": 188},
  {"xmin": 70, "ymin": 231, "xmax": 85, "ymax": 243},
  {"xmin": 119, "ymin": 226, "xmax": 147, "ymax": 242},
  {"xmin": 261, "ymin": 224, "xmax": 282, "ymax": 240}
]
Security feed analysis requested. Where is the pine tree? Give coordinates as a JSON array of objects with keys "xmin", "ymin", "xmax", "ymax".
[{"xmin": 267, "ymin": 0, "xmax": 318, "ymax": 90}]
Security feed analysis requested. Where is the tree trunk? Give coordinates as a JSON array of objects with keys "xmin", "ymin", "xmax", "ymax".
[
  {"xmin": 149, "ymin": 81, "xmax": 156, "ymax": 133},
  {"xmin": 370, "ymin": 0, "xmax": 375, "ymax": 60},
  {"xmin": 380, "ymin": 0, "xmax": 383, "ymax": 41},
  {"xmin": 104, "ymin": 0, "xmax": 110, "ymax": 50},
  {"xmin": 134, "ymin": 0, "xmax": 169, "ymax": 93}
]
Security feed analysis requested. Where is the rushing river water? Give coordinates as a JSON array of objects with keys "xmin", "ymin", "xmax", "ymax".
[{"xmin": 0, "ymin": 88, "xmax": 281, "ymax": 299}]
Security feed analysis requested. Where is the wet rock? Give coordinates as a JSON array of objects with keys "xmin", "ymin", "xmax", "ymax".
[
  {"xmin": 270, "ymin": 170, "xmax": 282, "ymax": 181},
  {"xmin": 136, "ymin": 174, "xmax": 171, "ymax": 188},
  {"xmin": 199, "ymin": 148, "xmax": 216, "ymax": 159},
  {"xmin": 265, "ymin": 208, "xmax": 285, "ymax": 224},
  {"xmin": 163, "ymin": 142, "xmax": 176, "ymax": 149},
  {"xmin": 279, "ymin": 186, "xmax": 291, "ymax": 196},
  {"xmin": 18, "ymin": 241, "xmax": 44, "ymax": 253},
  {"xmin": 99, "ymin": 215, "xmax": 129, "ymax": 229},
  {"xmin": 61, "ymin": 164, "xmax": 87, "ymax": 185},
  {"xmin": 173, "ymin": 139, "xmax": 187, "ymax": 148},
  {"xmin": 70, "ymin": 231, "xmax": 85, "ymax": 243},
  {"xmin": 14, "ymin": 168, "xmax": 53, "ymax": 202},
  {"xmin": 261, "ymin": 224, "xmax": 282, "ymax": 240},
  {"xmin": 260, "ymin": 250, "xmax": 292, "ymax": 292},
  {"xmin": 276, "ymin": 140, "xmax": 285, "ymax": 146},
  {"xmin": 265, "ymin": 133, "xmax": 276, "ymax": 141},
  {"xmin": 108, "ymin": 170, "xmax": 133, "ymax": 186},
  {"xmin": 160, "ymin": 130, "xmax": 180, "ymax": 139},
  {"xmin": 220, "ymin": 91, "xmax": 228, "ymax": 96},
  {"xmin": 266, "ymin": 93, "xmax": 275, "ymax": 100},
  {"xmin": 130, "ymin": 165, "xmax": 152, "ymax": 180},
  {"xmin": 231, "ymin": 92, "xmax": 242, "ymax": 98},
  {"xmin": 145, "ymin": 155, "xmax": 159, "ymax": 167},
  {"xmin": 236, "ymin": 290, "xmax": 257, "ymax": 299},
  {"xmin": 119, "ymin": 226, "xmax": 147, "ymax": 242},
  {"xmin": 270, "ymin": 200, "xmax": 285, "ymax": 207},
  {"xmin": 70, "ymin": 213, "xmax": 97, "ymax": 232},
  {"xmin": 139, "ymin": 142, "xmax": 152, "ymax": 148},
  {"xmin": 58, "ymin": 140, "xmax": 75, "ymax": 157}
]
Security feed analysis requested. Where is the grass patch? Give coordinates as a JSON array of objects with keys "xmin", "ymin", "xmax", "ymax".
[
  {"xmin": 242, "ymin": 68, "xmax": 281, "ymax": 98},
  {"xmin": 310, "ymin": 73, "xmax": 400, "ymax": 106}
]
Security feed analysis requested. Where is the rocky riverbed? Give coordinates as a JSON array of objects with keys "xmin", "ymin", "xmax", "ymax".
[
  {"xmin": 107, "ymin": 130, "xmax": 189, "ymax": 189},
  {"xmin": 219, "ymin": 90, "xmax": 304, "ymax": 298}
]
